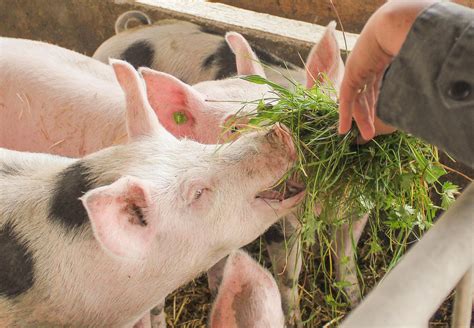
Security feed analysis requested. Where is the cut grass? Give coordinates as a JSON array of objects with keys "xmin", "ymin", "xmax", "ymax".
[
  {"xmin": 241, "ymin": 74, "xmax": 457, "ymax": 243},
  {"xmin": 240, "ymin": 75, "xmax": 458, "ymax": 319}
]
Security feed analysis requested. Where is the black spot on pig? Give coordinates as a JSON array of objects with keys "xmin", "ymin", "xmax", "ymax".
[
  {"xmin": 0, "ymin": 222, "xmax": 35, "ymax": 298},
  {"xmin": 49, "ymin": 162, "xmax": 94, "ymax": 231},
  {"xmin": 264, "ymin": 223, "xmax": 285, "ymax": 244},
  {"xmin": 203, "ymin": 41, "xmax": 238, "ymax": 80},
  {"xmin": 198, "ymin": 25, "xmax": 221, "ymax": 36},
  {"xmin": 0, "ymin": 163, "xmax": 21, "ymax": 176},
  {"xmin": 253, "ymin": 47, "xmax": 294, "ymax": 69},
  {"xmin": 121, "ymin": 40, "xmax": 155, "ymax": 69},
  {"xmin": 203, "ymin": 43, "xmax": 297, "ymax": 81}
]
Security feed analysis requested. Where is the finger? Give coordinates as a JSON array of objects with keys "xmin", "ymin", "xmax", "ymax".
[
  {"xmin": 338, "ymin": 74, "xmax": 359, "ymax": 134},
  {"xmin": 356, "ymin": 134, "xmax": 370, "ymax": 145},
  {"xmin": 339, "ymin": 96, "xmax": 354, "ymax": 134},
  {"xmin": 339, "ymin": 75, "xmax": 372, "ymax": 134},
  {"xmin": 367, "ymin": 80, "xmax": 376, "ymax": 123},
  {"xmin": 372, "ymin": 72, "xmax": 384, "ymax": 136},
  {"xmin": 374, "ymin": 116, "xmax": 397, "ymax": 136},
  {"xmin": 353, "ymin": 94, "xmax": 375, "ymax": 140},
  {"xmin": 373, "ymin": 72, "xmax": 383, "ymax": 108},
  {"xmin": 362, "ymin": 91, "xmax": 373, "ymax": 124}
]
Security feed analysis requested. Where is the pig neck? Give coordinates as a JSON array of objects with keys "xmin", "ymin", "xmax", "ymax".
[{"xmin": 7, "ymin": 143, "xmax": 220, "ymax": 326}]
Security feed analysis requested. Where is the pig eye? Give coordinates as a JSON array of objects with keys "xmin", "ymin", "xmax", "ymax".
[
  {"xmin": 230, "ymin": 125, "xmax": 240, "ymax": 134},
  {"xmin": 182, "ymin": 180, "xmax": 212, "ymax": 207},
  {"xmin": 194, "ymin": 189, "xmax": 203, "ymax": 200},
  {"xmin": 192, "ymin": 188, "xmax": 210, "ymax": 203}
]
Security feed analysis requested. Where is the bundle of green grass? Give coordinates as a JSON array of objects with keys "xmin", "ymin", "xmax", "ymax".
[{"xmin": 238, "ymin": 75, "xmax": 460, "ymax": 322}]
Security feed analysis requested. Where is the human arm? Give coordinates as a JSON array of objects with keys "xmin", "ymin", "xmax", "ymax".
[
  {"xmin": 338, "ymin": 1, "xmax": 474, "ymax": 166},
  {"xmin": 338, "ymin": 0, "xmax": 438, "ymax": 140}
]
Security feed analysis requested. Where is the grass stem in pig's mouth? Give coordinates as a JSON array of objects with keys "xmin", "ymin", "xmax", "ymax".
[{"xmin": 232, "ymin": 74, "xmax": 464, "ymax": 321}]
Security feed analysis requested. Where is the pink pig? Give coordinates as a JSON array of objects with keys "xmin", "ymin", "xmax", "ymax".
[{"xmin": 0, "ymin": 33, "xmax": 268, "ymax": 156}]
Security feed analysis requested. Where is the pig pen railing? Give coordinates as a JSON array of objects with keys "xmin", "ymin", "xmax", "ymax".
[{"xmin": 341, "ymin": 183, "xmax": 474, "ymax": 327}]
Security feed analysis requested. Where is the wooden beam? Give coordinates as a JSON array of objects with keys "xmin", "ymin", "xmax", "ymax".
[{"xmin": 135, "ymin": 0, "xmax": 358, "ymax": 53}]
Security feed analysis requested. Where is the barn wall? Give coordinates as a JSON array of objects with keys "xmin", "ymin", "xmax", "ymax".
[{"xmin": 210, "ymin": 0, "xmax": 474, "ymax": 33}]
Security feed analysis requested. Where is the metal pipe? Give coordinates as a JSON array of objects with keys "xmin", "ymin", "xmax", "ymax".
[
  {"xmin": 341, "ymin": 183, "xmax": 474, "ymax": 327},
  {"xmin": 451, "ymin": 266, "xmax": 473, "ymax": 328}
]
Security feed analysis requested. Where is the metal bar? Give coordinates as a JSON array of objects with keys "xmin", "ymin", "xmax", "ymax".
[
  {"xmin": 341, "ymin": 183, "xmax": 474, "ymax": 327},
  {"xmin": 451, "ymin": 266, "xmax": 473, "ymax": 327}
]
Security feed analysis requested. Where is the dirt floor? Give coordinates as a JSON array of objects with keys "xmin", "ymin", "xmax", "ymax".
[{"xmin": 163, "ymin": 228, "xmax": 459, "ymax": 327}]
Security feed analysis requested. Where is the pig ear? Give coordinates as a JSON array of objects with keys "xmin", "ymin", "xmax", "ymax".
[
  {"xmin": 209, "ymin": 251, "xmax": 284, "ymax": 328},
  {"xmin": 305, "ymin": 21, "xmax": 344, "ymax": 89},
  {"xmin": 110, "ymin": 59, "xmax": 163, "ymax": 141},
  {"xmin": 225, "ymin": 32, "xmax": 266, "ymax": 77},
  {"xmin": 139, "ymin": 68, "xmax": 205, "ymax": 139},
  {"xmin": 81, "ymin": 176, "xmax": 157, "ymax": 260}
]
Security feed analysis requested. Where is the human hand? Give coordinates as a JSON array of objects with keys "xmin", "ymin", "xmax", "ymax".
[{"xmin": 338, "ymin": 0, "xmax": 437, "ymax": 141}]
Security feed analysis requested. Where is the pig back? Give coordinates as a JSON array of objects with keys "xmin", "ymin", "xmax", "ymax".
[
  {"xmin": 0, "ymin": 37, "xmax": 127, "ymax": 157},
  {"xmin": 94, "ymin": 21, "xmax": 234, "ymax": 85}
]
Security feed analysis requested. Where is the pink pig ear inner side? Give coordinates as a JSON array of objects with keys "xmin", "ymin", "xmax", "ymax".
[
  {"xmin": 209, "ymin": 250, "xmax": 284, "ymax": 328},
  {"xmin": 81, "ymin": 176, "xmax": 158, "ymax": 260},
  {"xmin": 140, "ymin": 68, "xmax": 204, "ymax": 139},
  {"xmin": 305, "ymin": 21, "xmax": 343, "ymax": 89},
  {"xmin": 225, "ymin": 32, "xmax": 266, "ymax": 77}
]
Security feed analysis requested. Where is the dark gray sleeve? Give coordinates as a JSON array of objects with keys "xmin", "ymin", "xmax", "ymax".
[{"xmin": 377, "ymin": 2, "xmax": 474, "ymax": 168}]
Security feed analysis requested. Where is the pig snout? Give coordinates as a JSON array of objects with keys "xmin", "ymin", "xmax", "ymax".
[{"xmin": 266, "ymin": 123, "xmax": 297, "ymax": 162}]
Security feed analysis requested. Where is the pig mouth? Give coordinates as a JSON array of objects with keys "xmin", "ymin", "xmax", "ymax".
[{"xmin": 256, "ymin": 180, "xmax": 305, "ymax": 202}]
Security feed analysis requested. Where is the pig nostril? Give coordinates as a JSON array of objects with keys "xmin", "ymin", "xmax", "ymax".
[
  {"xmin": 268, "ymin": 124, "xmax": 296, "ymax": 160},
  {"xmin": 277, "ymin": 124, "xmax": 297, "ymax": 160},
  {"xmin": 271, "ymin": 123, "xmax": 284, "ymax": 138},
  {"xmin": 273, "ymin": 123, "xmax": 291, "ymax": 139},
  {"xmin": 272, "ymin": 124, "xmax": 290, "ymax": 144}
]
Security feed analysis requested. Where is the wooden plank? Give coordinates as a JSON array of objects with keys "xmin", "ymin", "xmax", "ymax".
[
  {"xmin": 135, "ymin": 0, "xmax": 358, "ymax": 53},
  {"xmin": 209, "ymin": 0, "xmax": 474, "ymax": 33},
  {"xmin": 208, "ymin": 0, "xmax": 384, "ymax": 33}
]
